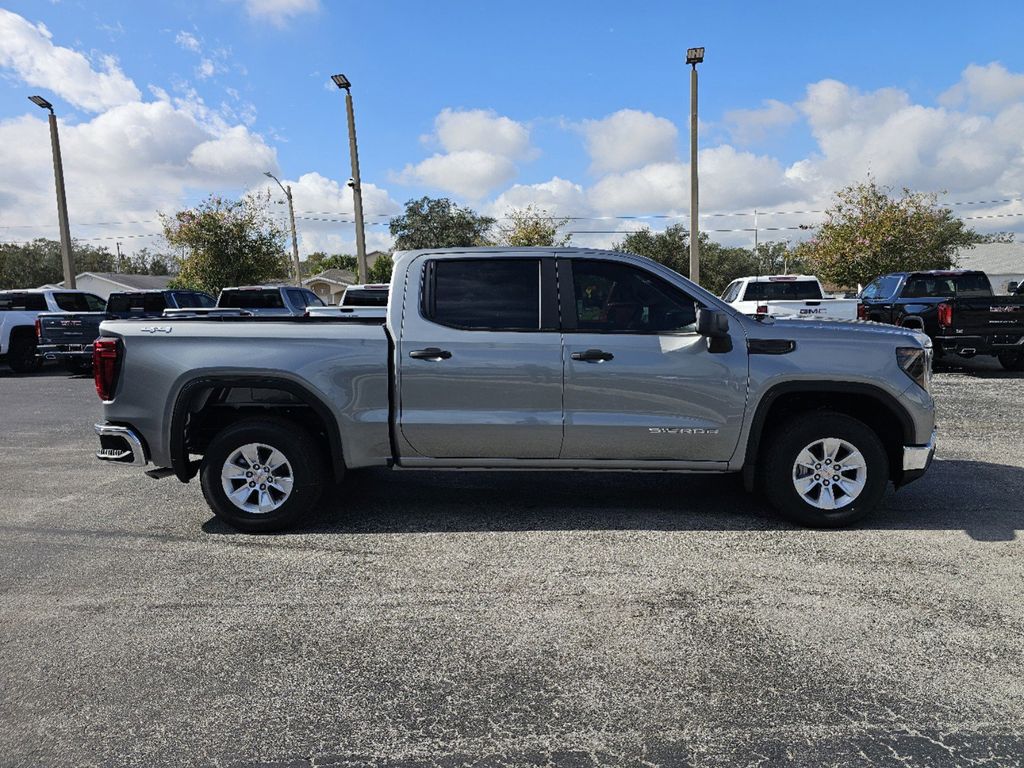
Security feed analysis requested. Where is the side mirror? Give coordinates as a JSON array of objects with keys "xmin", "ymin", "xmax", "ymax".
[
  {"xmin": 1008, "ymin": 281, "xmax": 1019, "ymax": 295},
  {"xmin": 697, "ymin": 308, "xmax": 730, "ymax": 338}
]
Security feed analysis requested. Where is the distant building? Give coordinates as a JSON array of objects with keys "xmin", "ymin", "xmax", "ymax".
[
  {"xmin": 958, "ymin": 242, "xmax": 1024, "ymax": 294},
  {"xmin": 303, "ymin": 268, "xmax": 355, "ymax": 305},
  {"xmin": 39, "ymin": 271, "xmax": 173, "ymax": 299}
]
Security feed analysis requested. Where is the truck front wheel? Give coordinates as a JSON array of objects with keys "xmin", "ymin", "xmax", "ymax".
[
  {"xmin": 200, "ymin": 417, "xmax": 326, "ymax": 533},
  {"xmin": 762, "ymin": 411, "xmax": 889, "ymax": 528}
]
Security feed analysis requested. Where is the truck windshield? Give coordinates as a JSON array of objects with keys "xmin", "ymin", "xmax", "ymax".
[
  {"xmin": 219, "ymin": 290, "xmax": 285, "ymax": 309},
  {"xmin": 902, "ymin": 274, "xmax": 991, "ymax": 298},
  {"xmin": 0, "ymin": 292, "xmax": 48, "ymax": 311},
  {"xmin": 54, "ymin": 293, "xmax": 106, "ymax": 311},
  {"xmin": 743, "ymin": 281, "xmax": 823, "ymax": 301}
]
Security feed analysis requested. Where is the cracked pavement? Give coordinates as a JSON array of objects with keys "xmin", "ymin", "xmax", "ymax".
[{"xmin": 1, "ymin": 358, "xmax": 1023, "ymax": 766}]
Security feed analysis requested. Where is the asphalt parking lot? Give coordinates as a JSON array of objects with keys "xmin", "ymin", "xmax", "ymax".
[{"xmin": 2, "ymin": 360, "xmax": 1023, "ymax": 767}]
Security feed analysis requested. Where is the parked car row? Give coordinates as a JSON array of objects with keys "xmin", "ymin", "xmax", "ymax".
[{"xmin": 721, "ymin": 269, "xmax": 1024, "ymax": 371}]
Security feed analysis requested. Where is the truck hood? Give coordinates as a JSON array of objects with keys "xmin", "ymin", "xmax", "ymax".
[{"xmin": 751, "ymin": 317, "xmax": 931, "ymax": 347}]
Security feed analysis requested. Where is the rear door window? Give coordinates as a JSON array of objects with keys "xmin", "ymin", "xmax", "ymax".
[
  {"xmin": 171, "ymin": 292, "xmax": 216, "ymax": 308},
  {"xmin": 424, "ymin": 258, "xmax": 541, "ymax": 331},
  {"xmin": 0, "ymin": 292, "xmax": 48, "ymax": 311},
  {"xmin": 54, "ymin": 293, "xmax": 106, "ymax": 311}
]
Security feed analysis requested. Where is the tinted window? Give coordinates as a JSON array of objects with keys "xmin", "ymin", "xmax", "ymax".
[
  {"xmin": 742, "ymin": 280, "xmax": 823, "ymax": 301},
  {"xmin": 0, "ymin": 292, "xmax": 48, "ymax": 311},
  {"xmin": 571, "ymin": 260, "xmax": 697, "ymax": 333},
  {"xmin": 219, "ymin": 290, "xmax": 285, "ymax": 309},
  {"xmin": 303, "ymin": 290, "xmax": 325, "ymax": 307},
  {"xmin": 342, "ymin": 288, "xmax": 389, "ymax": 307},
  {"xmin": 285, "ymin": 288, "xmax": 308, "ymax": 309},
  {"xmin": 54, "ymin": 292, "xmax": 106, "ymax": 311},
  {"xmin": 952, "ymin": 273, "xmax": 991, "ymax": 297},
  {"xmin": 862, "ymin": 276, "xmax": 901, "ymax": 299},
  {"xmin": 721, "ymin": 281, "xmax": 742, "ymax": 303},
  {"xmin": 426, "ymin": 259, "xmax": 540, "ymax": 331},
  {"xmin": 172, "ymin": 292, "xmax": 215, "ymax": 308}
]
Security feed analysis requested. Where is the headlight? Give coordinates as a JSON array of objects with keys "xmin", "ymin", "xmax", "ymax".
[{"xmin": 896, "ymin": 347, "xmax": 930, "ymax": 391}]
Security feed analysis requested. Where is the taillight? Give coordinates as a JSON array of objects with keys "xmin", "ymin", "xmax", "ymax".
[
  {"xmin": 756, "ymin": 305, "xmax": 769, "ymax": 315},
  {"xmin": 93, "ymin": 337, "xmax": 120, "ymax": 401},
  {"xmin": 857, "ymin": 303, "xmax": 867, "ymax": 321},
  {"xmin": 35, "ymin": 318, "xmax": 42, "ymax": 338},
  {"xmin": 937, "ymin": 302, "xmax": 953, "ymax": 328}
]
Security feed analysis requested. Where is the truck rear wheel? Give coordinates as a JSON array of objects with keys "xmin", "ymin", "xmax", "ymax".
[
  {"xmin": 997, "ymin": 352, "xmax": 1024, "ymax": 372},
  {"xmin": 7, "ymin": 333, "xmax": 42, "ymax": 373},
  {"xmin": 762, "ymin": 411, "xmax": 889, "ymax": 528},
  {"xmin": 200, "ymin": 417, "xmax": 326, "ymax": 533}
]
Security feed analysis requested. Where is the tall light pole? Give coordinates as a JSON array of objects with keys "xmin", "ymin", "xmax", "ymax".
[
  {"xmin": 331, "ymin": 74, "xmax": 368, "ymax": 284},
  {"xmin": 685, "ymin": 47, "xmax": 704, "ymax": 286},
  {"xmin": 29, "ymin": 95, "xmax": 75, "ymax": 288},
  {"xmin": 264, "ymin": 172, "xmax": 302, "ymax": 286}
]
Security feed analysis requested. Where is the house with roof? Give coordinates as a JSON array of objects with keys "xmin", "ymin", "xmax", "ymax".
[
  {"xmin": 958, "ymin": 242, "xmax": 1024, "ymax": 294},
  {"xmin": 39, "ymin": 271, "xmax": 173, "ymax": 299},
  {"xmin": 302, "ymin": 268, "xmax": 355, "ymax": 305}
]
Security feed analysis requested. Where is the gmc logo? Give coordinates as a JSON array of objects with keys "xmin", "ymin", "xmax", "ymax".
[{"xmin": 60, "ymin": 320, "xmax": 82, "ymax": 327}]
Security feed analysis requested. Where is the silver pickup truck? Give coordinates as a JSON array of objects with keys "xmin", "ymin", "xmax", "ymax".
[{"xmin": 93, "ymin": 247, "xmax": 936, "ymax": 532}]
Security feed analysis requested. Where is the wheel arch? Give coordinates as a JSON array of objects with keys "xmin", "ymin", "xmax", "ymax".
[
  {"xmin": 742, "ymin": 381, "xmax": 915, "ymax": 491},
  {"xmin": 169, "ymin": 375, "xmax": 345, "ymax": 483}
]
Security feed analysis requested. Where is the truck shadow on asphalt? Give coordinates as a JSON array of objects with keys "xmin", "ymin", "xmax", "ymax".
[{"xmin": 201, "ymin": 458, "xmax": 1023, "ymax": 542}]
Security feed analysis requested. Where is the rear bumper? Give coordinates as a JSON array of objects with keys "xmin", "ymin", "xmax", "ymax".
[
  {"xmin": 95, "ymin": 423, "xmax": 148, "ymax": 466},
  {"xmin": 38, "ymin": 342, "xmax": 94, "ymax": 360},
  {"xmin": 899, "ymin": 428, "xmax": 936, "ymax": 486},
  {"xmin": 936, "ymin": 334, "xmax": 1024, "ymax": 356}
]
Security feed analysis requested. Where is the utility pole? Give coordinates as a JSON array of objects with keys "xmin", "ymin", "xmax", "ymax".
[
  {"xmin": 116, "ymin": 241, "xmax": 123, "ymax": 273},
  {"xmin": 29, "ymin": 95, "xmax": 75, "ymax": 288},
  {"xmin": 685, "ymin": 48, "xmax": 704, "ymax": 286},
  {"xmin": 264, "ymin": 172, "xmax": 302, "ymax": 286},
  {"xmin": 331, "ymin": 74, "xmax": 368, "ymax": 284}
]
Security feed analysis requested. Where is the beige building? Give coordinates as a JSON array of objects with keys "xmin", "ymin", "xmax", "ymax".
[
  {"xmin": 303, "ymin": 268, "xmax": 355, "ymax": 305},
  {"xmin": 957, "ymin": 242, "xmax": 1024, "ymax": 294}
]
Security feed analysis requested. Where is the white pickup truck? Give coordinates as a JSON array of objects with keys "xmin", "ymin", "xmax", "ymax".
[
  {"xmin": 721, "ymin": 275, "xmax": 860, "ymax": 321},
  {"xmin": 0, "ymin": 288, "xmax": 106, "ymax": 372}
]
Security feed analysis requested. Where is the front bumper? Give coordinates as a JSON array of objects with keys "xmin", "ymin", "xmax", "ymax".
[{"xmin": 899, "ymin": 428, "xmax": 937, "ymax": 486}]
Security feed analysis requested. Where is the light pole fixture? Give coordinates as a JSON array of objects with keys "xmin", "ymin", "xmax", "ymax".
[
  {"xmin": 685, "ymin": 47, "xmax": 704, "ymax": 286},
  {"xmin": 331, "ymin": 72, "xmax": 368, "ymax": 283},
  {"xmin": 29, "ymin": 95, "xmax": 76, "ymax": 288},
  {"xmin": 265, "ymin": 171, "xmax": 302, "ymax": 287}
]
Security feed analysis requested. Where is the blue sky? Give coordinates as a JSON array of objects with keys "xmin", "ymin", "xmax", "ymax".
[{"xmin": 2, "ymin": 0, "xmax": 1024, "ymax": 255}]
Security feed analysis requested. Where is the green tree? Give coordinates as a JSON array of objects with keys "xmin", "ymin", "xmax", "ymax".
[
  {"xmin": 614, "ymin": 224, "xmax": 759, "ymax": 295},
  {"xmin": 389, "ymin": 197, "xmax": 495, "ymax": 250},
  {"xmin": 161, "ymin": 194, "xmax": 289, "ymax": 294},
  {"xmin": 802, "ymin": 180, "xmax": 998, "ymax": 288},
  {"xmin": 495, "ymin": 205, "xmax": 570, "ymax": 247},
  {"xmin": 753, "ymin": 241, "xmax": 809, "ymax": 276},
  {"xmin": 303, "ymin": 252, "xmax": 357, "ymax": 276},
  {"xmin": 367, "ymin": 252, "xmax": 393, "ymax": 283}
]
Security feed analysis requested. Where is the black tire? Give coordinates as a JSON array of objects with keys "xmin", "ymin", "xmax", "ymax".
[
  {"xmin": 997, "ymin": 352, "xmax": 1024, "ymax": 372},
  {"xmin": 762, "ymin": 411, "xmax": 889, "ymax": 528},
  {"xmin": 7, "ymin": 333, "xmax": 42, "ymax": 373},
  {"xmin": 200, "ymin": 417, "xmax": 327, "ymax": 533}
]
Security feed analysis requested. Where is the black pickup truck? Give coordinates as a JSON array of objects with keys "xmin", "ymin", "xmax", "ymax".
[
  {"xmin": 37, "ymin": 289, "xmax": 216, "ymax": 371},
  {"xmin": 860, "ymin": 270, "xmax": 1024, "ymax": 370}
]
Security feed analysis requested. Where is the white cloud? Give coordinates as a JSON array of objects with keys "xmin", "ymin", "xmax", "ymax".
[
  {"xmin": 174, "ymin": 31, "xmax": 201, "ymax": 53},
  {"xmin": 580, "ymin": 109, "xmax": 678, "ymax": 174},
  {"xmin": 724, "ymin": 99, "xmax": 798, "ymax": 145},
  {"xmin": 434, "ymin": 108, "xmax": 534, "ymax": 159},
  {"xmin": 196, "ymin": 58, "xmax": 216, "ymax": 79},
  {"xmin": 241, "ymin": 0, "xmax": 319, "ymax": 26},
  {"xmin": 939, "ymin": 62, "xmax": 1024, "ymax": 112},
  {"xmin": 0, "ymin": 8, "xmax": 140, "ymax": 112},
  {"xmin": 397, "ymin": 109, "xmax": 536, "ymax": 199},
  {"xmin": 484, "ymin": 177, "xmax": 587, "ymax": 219},
  {"xmin": 399, "ymin": 150, "xmax": 518, "ymax": 200},
  {"xmin": 250, "ymin": 172, "xmax": 400, "ymax": 256}
]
